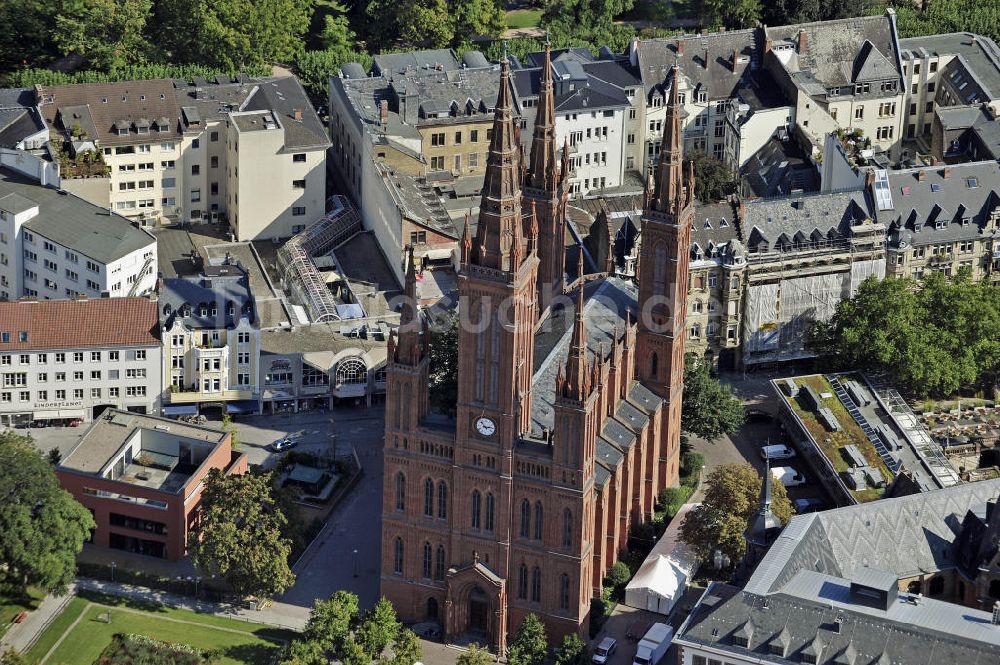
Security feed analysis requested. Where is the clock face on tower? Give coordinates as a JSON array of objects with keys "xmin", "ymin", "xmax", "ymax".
[{"xmin": 475, "ymin": 417, "xmax": 496, "ymax": 437}]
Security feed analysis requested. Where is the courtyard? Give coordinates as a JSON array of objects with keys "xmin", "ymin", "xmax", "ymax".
[{"xmin": 25, "ymin": 592, "xmax": 295, "ymax": 665}]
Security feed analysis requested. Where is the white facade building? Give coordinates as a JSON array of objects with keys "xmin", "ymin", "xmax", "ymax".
[
  {"xmin": 0, "ymin": 163, "xmax": 157, "ymax": 301},
  {"xmin": 0, "ymin": 297, "xmax": 163, "ymax": 426}
]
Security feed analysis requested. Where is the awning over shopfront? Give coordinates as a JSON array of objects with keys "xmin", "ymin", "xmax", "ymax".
[
  {"xmin": 162, "ymin": 405, "xmax": 198, "ymax": 416},
  {"xmin": 226, "ymin": 401, "xmax": 259, "ymax": 415},
  {"xmin": 33, "ymin": 409, "xmax": 86, "ymax": 420}
]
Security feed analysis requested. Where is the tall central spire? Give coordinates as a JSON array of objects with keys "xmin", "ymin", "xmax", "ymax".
[
  {"xmin": 526, "ymin": 41, "xmax": 558, "ymax": 191},
  {"xmin": 473, "ymin": 58, "xmax": 524, "ymax": 273},
  {"xmin": 651, "ymin": 65, "xmax": 685, "ymax": 214}
]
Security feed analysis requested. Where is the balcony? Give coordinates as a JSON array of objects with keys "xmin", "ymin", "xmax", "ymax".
[{"xmin": 166, "ymin": 389, "xmax": 254, "ymax": 404}]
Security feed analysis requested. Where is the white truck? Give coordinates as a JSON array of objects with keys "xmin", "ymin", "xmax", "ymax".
[{"xmin": 632, "ymin": 622, "xmax": 673, "ymax": 665}]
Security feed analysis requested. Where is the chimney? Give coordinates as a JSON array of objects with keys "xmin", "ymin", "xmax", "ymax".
[
  {"xmin": 992, "ymin": 601, "xmax": 1000, "ymax": 626},
  {"xmin": 798, "ymin": 30, "xmax": 808, "ymax": 54},
  {"xmin": 676, "ymin": 39, "xmax": 684, "ymax": 56},
  {"xmin": 731, "ymin": 50, "xmax": 739, "ymax": 72},
  {"xmin": 865, "ymin": 170, "xmax": 876, "ymax": 187},
  {"xmin": 293, "ymin": 109, "xmax": 302, "ymax": 121},
  {"xmin": 917, "ymin": 169, "xmax": 927, "ymax": 181},
  {"xmin": 942, "ymin": 167, "xmax": 951, "ymax": 178},
  {"xmin": 703, "ymin": 48, "xmax": 709, "ymax": 69},
  {"xmin": 765, "ymin": 38, "xmax": 773, "ymax": 54},
  {"xmin": 379, "ymin": 99, "xmax": 389, "ymax": 130}
]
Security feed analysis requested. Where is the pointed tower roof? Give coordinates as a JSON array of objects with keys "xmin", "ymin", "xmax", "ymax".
[
  {"xmin": 651, "ymin": 65, "xmax": 685, "ymax": 214},
  {"xmin": 745, "ymin": 459, "xmax": 782, "ymax": 547},
  {"xmin": 526, "ymin": 41, "xmax": 558, "ymax": 191},
  {"xmin": 564, "ymin": 252, "xmax": 589, "ymax": 400},
  {"xmin": 472, "ymin": 58, "xmax": 523, "ymax": 273},
  {"xmin": 395, "ymin": 246, "xmax": 422, "ymax": 365}
]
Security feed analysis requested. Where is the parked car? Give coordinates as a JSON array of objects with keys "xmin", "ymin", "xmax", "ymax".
[
  {"xmin": 632, "ymin": 623, "xmax": 672, "ymax": 665},
  {"xmin": 68, "ymin": 418, "xmax": 83, "ymax": 427},
  {"xmin": 760, "ymin": 444, "xmax": 796, "ymax": 461},
  {"xmin": 794, "ymin": 497, "xmax": 828, "ymax": 513},
  {"xmin": 771, "ymin": 466, "xmax": 807, "ymax": 487},
  {"xmin": 593, "ymin": 636, "xmax": 617, "ymax": 664},
  {"xmin": 270, "ymin": 438, "xmax": 297, "ymax": 452}
]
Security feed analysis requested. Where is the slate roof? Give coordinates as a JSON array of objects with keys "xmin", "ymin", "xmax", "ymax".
[
  {"xmin": 241, "ymin": 78, "xmax": 330, "ymax": 150},
  {"xmin": 677, "ymin": 571, "xmax": 1000, "ymax": 665},
  {"xmin": 159, "ymin": 263, "xmax": 256, "ymax": 330},
  {"xmin": 0, "ymin": 298, "xmax": 159, "ymax": 351},
  {"xmin": 744, "ymin": 477, "xmax": 1000, "ymax": 596},
  {"xmin": 511, "ymin": 57, "xmax": 641, "ymax": 114},
  {"xmin": 900, "ymin": 33, "xmax": 1000, "ymax": 103},
  {"xmin": 373, "ymin": 49, "xmax": 461, "ymax": 76},
  {"xmin": 530, "ymin": 277, "xmax": 638, "ymax": 433},
  {"xmin": 878, "ymin": 161, "xmax": 1000, "ymax": 248},
  {"xmin": 766, "ymin": 15, "xmax": 902, "ymax": 91},
  {"xmin": 0, "ymin": 88, "xmax": 45, "ymax": 148},
  {"xmin": 0, "ymin": 167, "xmax": 155, "ymax": 264},
  {"xmin": 741, "ymin": 189, "xmax": 875, "ymax": 251},
  {"xmin": 741, "ymin": 136, "xmax": 820, "ymax": 198}
]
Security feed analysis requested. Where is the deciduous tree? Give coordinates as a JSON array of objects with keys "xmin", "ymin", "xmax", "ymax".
[
  {"xmin": 507, "ymin": 613, "xmax": 548, "ymax": 665},
  {"xmin": 54, "ymin": 0, "xmax": 153, "ymax": 70},
  {"xmin": 390, "ymin": 627, "xmax": 422, "ymax": 665},
  {"xmin": 681, "ymin": 353, "xmax": 745, "ymax": 442},
  {"xmin": 680, "ymin": 463, "xmax": 793, "ymax": 563},
  {"xmin": 357, "ymin": 596, "xmax": 400, "ymax": 659},
  {"xmin": 189, "ymin": 469, "xmax": 295, "ymax": 600},
  {"xmin": 428, "ymin": 313, "xmax": 460, "ymax": 417},
  {"xmin": 452, "ymin": 0, "xmax": 507, "ymax": 45},
  {"xmin": 554, "ymin": 633, "xmax": 588, "ymax": 665},
  {"xmin": 0, "ymin": 432, "xmax": 94, "ymax": 596},
  {"xmin": 304, "ymin": 590, "xmax": 360, "ymax": 653},
  {"xmin": 457, "ymin": 643, "xmax": 493, "ymax": 665},
  {"xmin": 689, "ymin": 153, "xmax": 738, "ymax": 203}
]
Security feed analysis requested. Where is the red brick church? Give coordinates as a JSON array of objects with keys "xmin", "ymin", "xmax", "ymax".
[{"xmin": 381, "ymin": 47, "xmax": 693, "ymax": 651}]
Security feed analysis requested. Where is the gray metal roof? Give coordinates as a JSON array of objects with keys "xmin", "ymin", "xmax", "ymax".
[
  {"xmin": 677, "ymin": 571, "xmax": 1000, "ymax": 665},
  {"xmin": 900, "ymin": 33, "xmax": 1000, "ymax": 102},
  {"xmin": 880, "ymin": 161, "xmax": 1000, "ymax": 248},
  {"xmin": 0, "ymin": 168, "xmax": 154, "ymax": 265},
  {"xmin": 373, "ymin": 49, "xmax": 461, "ymax": 76}
]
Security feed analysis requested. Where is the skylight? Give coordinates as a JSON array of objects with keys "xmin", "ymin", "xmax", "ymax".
[
  {"xmin": 930, "ymin": 183, "xmax": 942, "ymax": 193},
  {"xmin": 967, "ymin": 177, "xmax": 978, "ymax": 188},
  {"xmin": 901, "ymin": 186, "xmax": 910, "ymax": 195}
]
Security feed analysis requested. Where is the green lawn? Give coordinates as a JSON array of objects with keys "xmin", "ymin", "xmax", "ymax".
[
  {"xmin": 506, "ymin": 8, "xmax": 543, "ymax": 29},
  {"xmin": 26, "ymin": 593, "xmax": 295, "ymax": 665},
  {"xmin": 0, "ymin": 588, "xmax": 46, "ymax": 638}
]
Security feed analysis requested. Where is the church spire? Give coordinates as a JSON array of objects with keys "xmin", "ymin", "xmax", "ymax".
[
  {"xmin": 745, "ymin": 458, "xmax": 781, "ymax": 549},
  {"xmin": 472, "ymin": 58, "xmax": 523, "ymax": 273},
  {"xmin": 527, "ymin": 40, "xmax": 558, "ymax": 191},
  {"xmin": 563, "ymin": 252, "xmax": 589, "ymax": 400},
  {"xmin": 651, "ymin": 65, "xmax": 685, "ymax": 214},
  {"xmin": 395, "ymin": 245, "xmax": 422, "ymax": 365}
]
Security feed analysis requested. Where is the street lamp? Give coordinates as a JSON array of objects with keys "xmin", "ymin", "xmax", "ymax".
[
  {"xmin": 353, "ymin": 549, "xmax": 359, "ymax": 578},
  {"xmin": 110, "ymin": 561, "xmax": 116, "ymax": 583}
]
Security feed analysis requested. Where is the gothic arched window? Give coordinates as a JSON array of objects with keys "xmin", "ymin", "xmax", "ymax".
[
  {"xmin": 471, "ymin": 490, "xmax": 482, "ymax": 529},
  {"xmin": 520, "ymin": 499, "xmax": 531, "ymax": 538},
  {"xmin": 534, "ymin": 501, "xmax": 544, "ymax": 541},
  {"xmin": 423, "ymin": 478, "xmax": 434, "ymax": 517},
  {"xmin": 437, "ymin": 480, "xmax": 448, "ymax": 519},
  {"xmin": 393, "ymin": 537, "xmax": 404, "ymax": 574},
  {"xmin": 395, "ymin": 472, "xmax": 406, "ymax": 511}
]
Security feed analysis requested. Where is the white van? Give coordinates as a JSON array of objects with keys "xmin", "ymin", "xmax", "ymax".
[
  {"xmin": 772, "ymin": 466, "xmax": 807, "ymax": 487},
  {"xmin": 760, "ymin": 444, "xmax": 795, "ymax": 461}
]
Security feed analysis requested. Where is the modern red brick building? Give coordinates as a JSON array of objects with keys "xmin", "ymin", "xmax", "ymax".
[
  {"xmin": 381, "ymin": 51, "xmax": 693, "ymax": 652},
  {"xmin": 56, "ymin": 409, "xmax": 248, "ymax": 561}
]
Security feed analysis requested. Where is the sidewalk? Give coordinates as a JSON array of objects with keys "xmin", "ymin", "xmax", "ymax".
[
  {"xmin": 75, "ymin": 578, "xmax": 310, "ymax": 632},
  {"xmin": 0, "ymin": 586, "xmax": 75, "ymax": 653}
]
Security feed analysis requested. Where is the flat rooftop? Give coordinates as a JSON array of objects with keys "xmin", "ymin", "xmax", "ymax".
[
  {"xmin": 776, "ymin": 374, "xmax": 902, "ymax": 502},
  {"xmin": 61, "ymin": 410, "xmax": 229, "ymax": 493}
]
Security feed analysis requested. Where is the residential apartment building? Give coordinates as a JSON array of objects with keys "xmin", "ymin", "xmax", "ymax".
[
  {"xmin": 670, "ymin": 186, "xmax": 885, "ymax": 369},
  {"xmin": 0, "ymin": 298, "xmax": 162, "ymax": 427},
  {"xmin": 0, "ymin": 164, "xmax": 157, "ymax": 300},
  {"xmin": 673, "ymin": 479, "xmax": 1000, "ymax": 664},
  {"xmin": 159, "ymin": 260, "xmax": 261, "ymax": 417},
  {"xmin": 0, "ymin": 88, "xmax": 47, "ymax": 151},
  {"xmin": 763, "ymin": 12, "xmax": 906, "ymax": 160},
  {"xmin": 879, "ymin": 161, "xmax": 1000, "ymax": 284},
  {"xmin": 630, "ymin": 29, "xmax": 791, "ymax": 173},
  {"xmin": 35, "ymin": 76, "xmax": 328, "ymax": 240},
  {"xmin": 897, "ymin": 32, "xmax": 1000, "ymax": 155},
  {"xmin": 56, "ymin": 409, "xmax": 247, "ymax": 560}
]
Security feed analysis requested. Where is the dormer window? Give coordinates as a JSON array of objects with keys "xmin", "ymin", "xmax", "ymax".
[
  {"xmin": 935, "ymin": 220, "xmax": 947, "ymax": 229},
  {"xmin": 200, "ymin": 307, "xmax": 207, "ymax": 316},
  {"xmin": 732, "ymin": 635, "xmax": 749, "ymax": 648},
  {"xmin": 961, "ymin": 217, "xmax": 970, "ymax": 226}
]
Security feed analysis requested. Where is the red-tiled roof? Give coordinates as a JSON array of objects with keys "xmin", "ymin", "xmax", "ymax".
[{"xmin": 0, "ymin": 298, "xmax": 160, "ymax": 350}]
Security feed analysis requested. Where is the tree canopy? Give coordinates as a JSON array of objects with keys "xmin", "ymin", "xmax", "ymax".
[
  {"xmin": 807, "ymin": 272, "xmax": 1000, "ymax": 397},
  {"xmin": 428, "ymin": 313, "xmax": 460, "ymax": 417},
  {"xmin": 682, "ymin": 353, "xmax": 746, "ymax": 442},
  {"xmin": 689, "ymin": 153, "xmax": 738, "ymax": 204},
  {"xmin": 356, "ymin": 596, "xmax": 401, "ymax": 659},
  {"xmin": 188, "ymin": 469, "xmax": 295, "ymax": 599},
  {"xmin": 456, "ymin": 644, "xmax": 494, "ymax": 665},
  {"xmin": 0, "ymin": 431, "xmax": 95, "ymax": 597},
  {"xmin": 507, "ymin": 613, "xmax": 548, "ymax": 665},
  {"xmin": 679, "ymin": 463, "xmax": 794, "ymax": 563},
  {"xmin": 303, "ymin": 590, "xmax": 360, "ymax": 652},
  {"xmin": 554, "ymin": 633, "xmax": 588, "ymax": 665},
  {"xmin": 542, "ymin": 0, "xmax": 638, "ymax": 53}
]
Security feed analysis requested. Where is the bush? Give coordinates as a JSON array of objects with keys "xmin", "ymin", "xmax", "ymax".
[
  {"xmin": 659, "ymin": 485, "xmax": 694, "ymax": 519},
  {"xmin": 680, "ymin": 452, "xmax": 704, "ymax": 488},
  {"xmin": 99, "ymin": 634, "xmax": 206, "ymax": 665}
]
